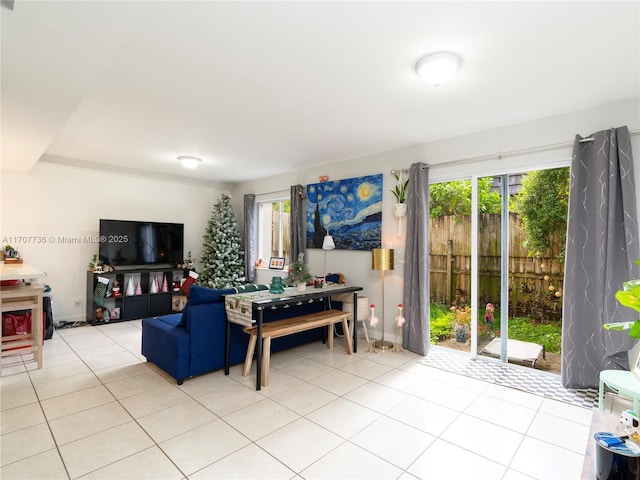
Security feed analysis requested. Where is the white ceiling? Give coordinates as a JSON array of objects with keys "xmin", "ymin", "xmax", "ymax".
[{"xmin": 2, "ymin": 1, "xmax": 639, "ymax": 185}]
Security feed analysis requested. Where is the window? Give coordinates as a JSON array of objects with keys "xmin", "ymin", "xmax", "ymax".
[{"xmin": 257, "ymin": 197, "xmax": 291, "ymax": 266}]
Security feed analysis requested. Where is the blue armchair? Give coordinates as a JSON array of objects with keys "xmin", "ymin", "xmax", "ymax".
[{"xmin": 141, "ymin": 286, "xmax": 247, "ymax": 384}]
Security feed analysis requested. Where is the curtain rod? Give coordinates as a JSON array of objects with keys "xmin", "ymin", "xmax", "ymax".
[
  {"xmin": 390, "ymin": 165, "xmax": 430, "ymax": 174},
  {"xmin": 429, "ymin": 128, "xmax": 640, "ymax": 168}
]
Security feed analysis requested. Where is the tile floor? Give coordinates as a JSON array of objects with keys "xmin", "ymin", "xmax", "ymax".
[{"xmin": 0, "ymin": 321, "xmax": 603, "ymax": 479}]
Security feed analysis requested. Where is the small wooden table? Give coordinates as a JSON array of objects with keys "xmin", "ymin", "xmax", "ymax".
[
  {"xmin": 1, "ymin": 263, "xmax": 46, "ymax": 373},
  {"xmin": 224, "ymin": 284, "xmax": 363, "ymax": 390}
]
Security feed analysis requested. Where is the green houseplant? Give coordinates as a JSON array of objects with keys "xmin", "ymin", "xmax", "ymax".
[
  {"xmin": 604, "ymin": 259, "xmax": 640, "ymax": 338},
  {"xmin": 391, "ymin": 174, "xmax": 409, "ymax": 204},
  {"xmin": 287, "ymin": 253, "xmax": 313, "ymax": 289}
]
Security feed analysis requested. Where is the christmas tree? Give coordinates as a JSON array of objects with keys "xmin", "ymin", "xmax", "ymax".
[{"xmin": 199, "ymin": 194, "xmax": 245, "ymax": 288}]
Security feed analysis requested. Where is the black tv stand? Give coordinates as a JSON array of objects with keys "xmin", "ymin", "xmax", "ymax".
[{"xmin": 86, "ymin": 266, "xmax": 188, "ymax": 325}]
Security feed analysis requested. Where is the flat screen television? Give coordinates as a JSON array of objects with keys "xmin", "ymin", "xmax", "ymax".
[{"xmin": 99, "ymin": 219, "xmax": 184, "ymax": 268}]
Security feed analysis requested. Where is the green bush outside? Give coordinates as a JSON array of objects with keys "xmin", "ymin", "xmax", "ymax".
[{"xmin": 430, "ymin": 303, "xmax": 453, "ymax": 343}]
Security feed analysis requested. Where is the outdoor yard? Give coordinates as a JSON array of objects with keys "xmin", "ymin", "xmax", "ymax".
[{"xmin": 430, "ymin": 302, "xmax": 562, "ymax": 373}]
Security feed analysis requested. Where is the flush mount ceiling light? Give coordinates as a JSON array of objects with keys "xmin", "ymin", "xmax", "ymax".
[
  {"xmin": 178, "ymin": 156, "xmax": 202, "ymax": 169},
  {"xmin": 415, "ymin": 52, "xmax": 461, "ymax": 86}
]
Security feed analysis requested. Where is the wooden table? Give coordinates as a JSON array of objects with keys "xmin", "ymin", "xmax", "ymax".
[
  {"xmin": 224, "ymin": 284, "xmax": 362, "ymax": 390},
  {"xmin": 1, "ymin": 263, "xmax": 46, "ymax": 373}
]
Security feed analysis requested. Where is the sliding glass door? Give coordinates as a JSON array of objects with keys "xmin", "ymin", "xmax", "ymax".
[{"xmin": 430, "ymin": 167, "xmax": 568, "ymax": 373}]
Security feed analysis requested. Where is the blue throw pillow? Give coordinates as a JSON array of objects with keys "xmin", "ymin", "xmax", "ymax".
[
  {"xmin": 189, "ymin": 284, "xmax": 226, "ymax": 304},
  {"xmin": 326, "ymin": 273, "xmax": 344, "ymax": 284},
  {"xmin": 177, "ymin": 285, "xmax": 233, "ymax": 327}
]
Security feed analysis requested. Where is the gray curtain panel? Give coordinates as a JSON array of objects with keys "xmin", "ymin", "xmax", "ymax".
[
  {"xmin": 403, "ymin": 162, "xmax": 430, "ymax": 355},
  {"xmin": 562, "ymin": 126, "xmax": 640, "ymax": 389},
  {"xmin": 243, "ymin": 194, "xmax": 257, "ymax": 283},
  {"xmin": 290, "ymin": 185, "xmax": 306, "ymax": 265}
]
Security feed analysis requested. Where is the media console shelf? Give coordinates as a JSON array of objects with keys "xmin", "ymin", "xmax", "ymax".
[{"xmin": 86, "ymin": 267, "xmax": 189, "ymax": 325}]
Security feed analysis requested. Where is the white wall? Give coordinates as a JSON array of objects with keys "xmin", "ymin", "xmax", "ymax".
[
  {"xmin": 1, "ymin": 162, "xmax": 227, "ymax": 322},
  {"xmin": 231, "ymin": 99, "xmax": 640, "ymax": 344}
]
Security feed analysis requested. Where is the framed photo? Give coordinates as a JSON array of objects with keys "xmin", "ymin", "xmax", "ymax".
[
  {"xmin": 269, "ymin": 257, "xmax": 286, "ymax": 270},
  {"xmin": 110, "ymin": 307, "xmax": 120, "ymax": 320}
]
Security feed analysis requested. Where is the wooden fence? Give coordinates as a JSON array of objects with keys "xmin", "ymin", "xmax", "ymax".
[
  {"xmin": 430, "ymin": 213, "xmax": 565, "ymax": 318},
  {"xmin": 271, "ymin": 211, "xmax": 291, "ymax": 258}
]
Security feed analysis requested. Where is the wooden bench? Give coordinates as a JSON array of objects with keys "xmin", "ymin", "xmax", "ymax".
[{"xmin": 242, "ymin": 309, "xmax": 353, "ymax": 386}]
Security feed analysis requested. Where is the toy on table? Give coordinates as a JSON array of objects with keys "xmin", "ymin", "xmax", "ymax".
[{"xmin": 620, "ymin": 410, "xmax": 640, "ymax": 436}]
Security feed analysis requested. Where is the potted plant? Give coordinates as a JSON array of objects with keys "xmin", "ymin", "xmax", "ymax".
[
  {"xmin": 391, "ymin": 173, "xmax": 409, "ymax": 215},
  {"xmin": 451, "ymin": 305, "xmax": 471, "ymax": 343},
  {"xmin": 391, "ymin": 174, "xmax": 409, "ymax": 235},
  {"xmin": 2, "ymin": 244, "xmax": 21, "ymax": 263},
  {"xmin": 604, "ymin": 259, "xmax": 640, "ymax": 338},
  {"xmin": 88, "ymin": 253, "xmax": 103, "ymax": 273},
  {"xmin": 287, "ymin": 253, "xmax": 313, "ymax": 292}
]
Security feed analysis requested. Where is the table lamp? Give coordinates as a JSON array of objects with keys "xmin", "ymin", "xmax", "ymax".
[
  {"xmin": 372, "ymin": 248, "xmax": 394, "ymax": 349},
  {"xmin": 322, "ymin": 232, "xmax": 335, "ymax": 278}
]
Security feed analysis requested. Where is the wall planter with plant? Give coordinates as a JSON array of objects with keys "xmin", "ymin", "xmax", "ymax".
[{"xmin": 391, "ymin": 173, "xmax": 409, "ymax": 236}]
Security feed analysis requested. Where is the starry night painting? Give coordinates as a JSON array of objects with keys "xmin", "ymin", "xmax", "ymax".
[{"xmin": 306, "ymin": 174, "xmax": 382, "ymax": 251}]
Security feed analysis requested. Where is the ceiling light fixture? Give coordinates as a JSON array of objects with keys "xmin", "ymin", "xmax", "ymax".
[
  {"xmin": 415, "ymin": 52, "xmax": 461, "ymax": 86},
  {"xmin": 178, "ymin": 156, "xmax": 202, "ymax": 169}
]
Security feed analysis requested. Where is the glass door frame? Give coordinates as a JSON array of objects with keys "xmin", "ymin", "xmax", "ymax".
[{"xmin": 470, "ymin": 173, "xmax": 514, "ymax": 360}]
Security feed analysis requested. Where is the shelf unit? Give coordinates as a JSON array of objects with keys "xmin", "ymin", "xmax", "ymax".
[
  {"xmin": 1, "ymin": 262, "xmax": 46, "ymax": 373},
  {"xmin": 86, "ymin": 267, "xmax": 189, "ymax": 325}
]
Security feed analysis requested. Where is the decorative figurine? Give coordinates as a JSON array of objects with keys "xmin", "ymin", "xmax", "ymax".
[
  {"xmin": 111, "ymin": 279, "xmax": 121, "ymax": 297},
  {"xmin": 393, "ymin": 303, "xmax": 406, "ymax": 353},
  {"xmin": 150, "ymin": 273, "xmax": 159, "ymax": 294},
  {"xmin": 269, "ymin": 276, "xmax": 285, "ymax": 294},
  {"xmin": 620, "ymin": 410, "xmax": 640, "ymax": 435},
  {"xmin": 125, "ymin": 277, "xmax": 135, "ymax": 296},
  {"xmin": 368, "ymin": 304, "xmax": 378, "ymax": 354}
]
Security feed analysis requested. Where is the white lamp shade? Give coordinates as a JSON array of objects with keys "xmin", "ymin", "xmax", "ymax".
[
  {"xmin": 322, "ymin": 235, "xmax": 335, "ymax": 250},
  {"xmin": 415, "ymin": 52, "xmax": 461, "ymax": 86},
  {"xmin": 178, "ymin": 156, "xmax": 202, "ymax": 169}
]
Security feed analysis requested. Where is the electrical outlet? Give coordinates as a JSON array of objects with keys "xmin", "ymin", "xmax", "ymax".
[{"xmin": 73, "ymin": 299, "xmax": 82, "ymax": 308}]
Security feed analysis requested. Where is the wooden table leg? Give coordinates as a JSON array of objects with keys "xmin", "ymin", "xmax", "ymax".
[
  {"xmin": 262, "ymin": 336, "xmax": 271, "ymax": 387},
  {"xmin": 243, "ymin": 334, "xmax": 257, "ymax": 377},
  {"xmin": 342, "ymin": 318, "xmax": 353, "ymax": 354}
]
